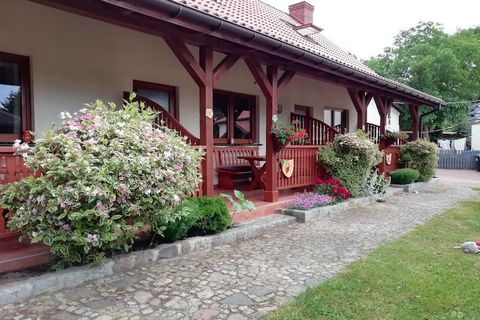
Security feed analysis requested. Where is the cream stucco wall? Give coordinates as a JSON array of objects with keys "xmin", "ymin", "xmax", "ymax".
[
  {"xmin": 367, "ymin": 101, "xmax": 400, "ymax": 132},
  {"xmin": 1, "ymin": 0, "xmax": 360, "ymax": 149}
]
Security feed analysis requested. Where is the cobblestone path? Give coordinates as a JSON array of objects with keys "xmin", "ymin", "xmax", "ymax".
[{"xmin": 2, "ymin": 185, "xmax": 476, "ymax": 320}]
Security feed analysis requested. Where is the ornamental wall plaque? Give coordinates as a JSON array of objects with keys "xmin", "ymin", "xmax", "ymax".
[
  {"xmin": 385, "ymin": 153, "xmax": 392, "ymax": 166},
  {"xmin": 281, "ymin": 159, "xmax": 294, "ymax": 178}
]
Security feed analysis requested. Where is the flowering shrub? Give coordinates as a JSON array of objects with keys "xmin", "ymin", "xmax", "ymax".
[
  {"xmin": 400, "ymin": 139, "xmax": 437, "ymax": 181},
  {"xmin": 314, "ymin": 178, "xmax": 350, "ymax": 201},
  {"xmin": 318, "ymin": 131, "xmax": 382, "ymax": 197},
  {"xmin": 360, "ymin": 170, "xmax": 389, "ymax": 196},
  {"xmin": 288, "ymin": 192, "xmax": 334, "ymax": 210},
  {"xmin": 0, "ymin": 97, "xmax": 203, "ymax": 268},
  {"xmin": 271, "ymin": 115, "xmax": 307, "ymax": 144}
]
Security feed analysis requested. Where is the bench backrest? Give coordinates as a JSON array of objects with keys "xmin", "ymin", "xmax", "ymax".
[{"xmin": 214, "ymin": 146, "xmax": 259, "ymax": 168}]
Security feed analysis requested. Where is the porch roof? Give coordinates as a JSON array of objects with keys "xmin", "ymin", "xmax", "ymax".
[
  {"xmin": 33, "ymin": 0, "xmax": 443, "ymax": 106},
  {"xmin": 165, "ymin": 0, "xmax": 443, "ymax": 106}
]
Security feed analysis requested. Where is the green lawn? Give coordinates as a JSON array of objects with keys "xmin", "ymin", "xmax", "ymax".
[{"xmin": 266, "ymin": 195, "xmax": 480, "ymax": 320}]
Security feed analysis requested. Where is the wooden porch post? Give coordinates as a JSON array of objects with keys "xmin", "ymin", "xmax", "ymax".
[
  {"xmin": 374, "ymin": 96, "xmax": 393, "ymax": 149},
  {"xmin": 264, "ymin": 65, "xmax": 278, "ymax": 202},
  {"xmin": 199, "ymin": 47, "xmax": 214, "ymax": 196},
  {"xmin": 408, "ymin": 104, "xmax": 420, "ymax": 140},
  {"xmin": 348, "ymin": 88, "xmax": 372, "ymax": 131},
  {"xmin": 245, "ymin": 59, "xmax": 295, "ymax": 202},
  {"xmin": 165, "ymin": 39, "xmax": 215, "ymax": 196}
]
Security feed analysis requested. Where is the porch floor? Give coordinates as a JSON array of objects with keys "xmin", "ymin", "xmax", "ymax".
[
  {"xmin": 215, "ymin": 185, "xmax": 305, "ymax": 223},
  {"xmin": 0, "ymin": 236, "xmax": 50, "ymax": 274}
]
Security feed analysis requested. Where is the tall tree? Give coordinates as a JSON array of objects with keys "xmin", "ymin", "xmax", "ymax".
[{"xmin": 366, "ymin": 22, "xmax": 480, "ymax": 139}]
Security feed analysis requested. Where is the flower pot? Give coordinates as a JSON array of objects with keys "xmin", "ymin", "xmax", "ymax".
[
  {"xmin": 271, "ymin": 134, "xmax": 289, "ymax": 153},
  {"xmin": 384, "ymin": 137, "xmax": 397, "ymax": 146}
]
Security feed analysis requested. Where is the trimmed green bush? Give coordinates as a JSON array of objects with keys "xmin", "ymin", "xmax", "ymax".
[
  {"xmin": 190, "ymin": 196, "xmax": 231, "ymax": 235},
  {"xmin": 318, "ymin": 131, "xmax": 383, "ymax": 197},
  {"xmin": 156, "ymin": 199, "xmax": 201, "ymax": 243},
  {"xmin": 390, "ymin": 168, "xmax": 420, "ymax": 185},
  {"xmin": 400, "ymin": 139, "xmax": 437, "ymax": 181}
]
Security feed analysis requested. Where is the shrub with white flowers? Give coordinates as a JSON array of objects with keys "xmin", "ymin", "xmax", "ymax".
[{"xmin": 0, "ymin": 97, "xmax": 203, "ymax": 268}]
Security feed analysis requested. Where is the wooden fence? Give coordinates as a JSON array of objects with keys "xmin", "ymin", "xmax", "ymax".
[{"xmin": 437, "ymin": 149, "xmax": 480, "ymax": 170}]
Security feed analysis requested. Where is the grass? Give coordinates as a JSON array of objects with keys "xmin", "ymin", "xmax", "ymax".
[{"xmin": 266, "ymin": 197, "xmax": 480, "ymax": 320}]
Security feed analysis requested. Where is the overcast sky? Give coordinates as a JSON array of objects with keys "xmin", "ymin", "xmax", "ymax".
[{"xmin": 262, "ymin": 0, "xmax": 480, "ymax": 59}]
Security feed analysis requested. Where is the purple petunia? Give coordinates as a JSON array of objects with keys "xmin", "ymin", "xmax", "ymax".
[{"xmin": 288, "ymin": 192, "xmax": 334, "ymax": 210}]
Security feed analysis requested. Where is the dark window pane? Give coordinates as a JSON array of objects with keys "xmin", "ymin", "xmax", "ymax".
[
  {"xmin": 0, "ymin": 61, "xmax": 22, "ymax": 135},
  {"xmin": 233, "ymin": 96, "xmax": 252, "ymax": 139},
  {"xmin": 136, "ymin": 88, "xmax": 171, "ymax": 113},
  {"xmin": 213, "ymin": 93, "xmax": 228, "ymax": 139}
]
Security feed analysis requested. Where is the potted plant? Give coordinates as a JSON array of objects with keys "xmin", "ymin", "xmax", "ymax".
[
  {"xmin": 270, "ymin": 115, "xmax": 307, "ymax": 152},
  {"xmin": 381, "ymin": 131, "xmax": 407, "ymax": 146}
]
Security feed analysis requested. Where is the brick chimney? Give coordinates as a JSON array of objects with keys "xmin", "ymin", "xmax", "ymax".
[{"xmin": 288, "ymin": 1, "xmax": 314, "ymax": 25}]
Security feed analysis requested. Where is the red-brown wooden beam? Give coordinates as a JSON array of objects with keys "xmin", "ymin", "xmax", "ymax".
[
  {"xmin": 199, "ymin": 46, "xmax": 214, "ymax": 196},
  {"xmin": 374, "ymin": 96, "xmax": 394, "ymax": 149},
  {"xmin": 264, "ymin": 65, "xmax": 279, "ymax": 202},
  {"xmin": 348, "ymin": 88, "xmax": 372, "ymax": 131},
  {"xmin": 277, "ymin": 70, "xmax": 296, "ymax": 96},
  {"xmin": 409, "ymin": 104, "xmax": 420, "ymax": 140},
  {"xmin": 164, "ymin": 38, "xmax": 206, "ymax": 86},
  {"xmin": 244, "ymin": 59, "xmax": 293, "ymax": 202},
  {"xmin": 213, "ymin": 54, "xmax": 239, "ymax": 85},
  {"xmin": 165, "ymin": 39, "xmax": 215, "ymax": 196}
]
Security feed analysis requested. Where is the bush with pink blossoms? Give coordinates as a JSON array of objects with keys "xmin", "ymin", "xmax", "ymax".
[{"xmin": 0, "ymin": 96, "xmax": 202, "ymax": 268}]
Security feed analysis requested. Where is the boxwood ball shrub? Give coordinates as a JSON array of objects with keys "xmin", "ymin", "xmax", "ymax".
[
  {"xmin": 399, "ymin": 139, "xmax": 438, "ymax": 181},
  {"xmin": 156, "ymin": 199, "xmax": 200, "ymax": 243},
  {"xmin": 190, "ymin": 196, "xmax": 232, "ymax": 235},
  {"xmin": 0, "ymin": 97, "xmax": 203, "ymax": 268},
  {"xmin": 318, "ymin": 131, "xmax": 383, "ymax": 197},
  {"xmin": 390, "ymin": 168, "xmax": 420, "ymax": 185}
]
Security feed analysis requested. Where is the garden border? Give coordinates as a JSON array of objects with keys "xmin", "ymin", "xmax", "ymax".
[
  {"xmin": 281, "ymin": 178, "xmax": 440, "ymax": 223},
  {"xmin": 0, "ymin": 178, "xmax": 440, "ymax": 306}
]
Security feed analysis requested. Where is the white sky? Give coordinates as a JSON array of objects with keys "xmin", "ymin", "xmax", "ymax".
[{"xmin": 262, "ymin": 0, "xmax": 480, "ymax": 59}]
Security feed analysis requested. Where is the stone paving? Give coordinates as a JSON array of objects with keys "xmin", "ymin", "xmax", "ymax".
[{"xmin": 1, "ymin": 184, "xmax": 477, "ymax": 320}]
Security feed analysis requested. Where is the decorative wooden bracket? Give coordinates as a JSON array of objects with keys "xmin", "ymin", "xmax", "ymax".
[
  {"xmin": 244, "ymin": 58, "xmax": 295, "ymax": 98},
  {"xmin": 213, "ymin": 54, "xmax": 239, "ymax": 85},
  {"xmin": 348, "ymin": 88, "xmax": 373, "ymax": 130}
]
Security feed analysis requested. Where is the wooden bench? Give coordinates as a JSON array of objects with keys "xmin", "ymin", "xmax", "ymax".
[{"xmin": 214, "ymin": 146, "xmax": 259, "ymax": 189}]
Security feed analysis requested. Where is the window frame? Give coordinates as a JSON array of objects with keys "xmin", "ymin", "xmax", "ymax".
[
  {"xmin": 213, "ymin": 89, "xmax": 257, "ymax": 145},
  {"xmin": 0, "ymin": 51, "xmax": 32, "ymax": 143},
  {"xmin": 294, "ymin": 105, "xmax": 312, "ymax": 118},
  {"xmin": 133, "ymin": 80, "xmax": 178, "ymax": 119}
]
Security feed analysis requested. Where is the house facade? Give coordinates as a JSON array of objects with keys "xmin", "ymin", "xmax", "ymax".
[{"xmin": 0, "ymin": 0, "xmax": 443, "ymax": 271}]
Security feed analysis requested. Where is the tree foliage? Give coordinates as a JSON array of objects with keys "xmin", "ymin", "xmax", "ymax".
[{"xmin": 366, "ymin": 22, "xmax": 480, "ymax": 137}]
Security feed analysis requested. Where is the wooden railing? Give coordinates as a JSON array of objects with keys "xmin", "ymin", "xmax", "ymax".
[
  {"xmin": 367, "ymin": 122, "xmax": 381, "ymax": 144},
  {"xmin": 135, "ymin": 95, "xmax": 201, "ymax": 145},
  {"xmin": 276, "ymin": 145, "xmax": 321, "ymax": 190},
  {"xmin": 291, "ymin": 113, "xmax": 337, "ymax": 145},
  {"xmin": 334, "ymin": 124, "xmax": 347, "ymax": 134},
  {"xmin": 0, "ymin": 147, "xmax": 33, "ymax": 239}
]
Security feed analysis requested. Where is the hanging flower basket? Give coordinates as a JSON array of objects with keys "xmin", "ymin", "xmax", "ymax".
[
  {"xmin": 271, "ymin": 133, "xmax": 290, "ymax": 152},
  {"xmin": 270, "ymin": 115, "xmax": 307, "ymax": 153}
]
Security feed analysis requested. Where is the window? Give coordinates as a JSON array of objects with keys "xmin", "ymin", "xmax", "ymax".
[
  {"xmin": 0, "ymin": 52, "xmax": 31, "ymax": 143},
  {"xmin": 324, "ymin": 107, "xmax": 348, "ymax": 133},
  {"xmin": 213, "ymin": 90, "xmax": 256, "ymax": 144},
  {"xmin": 294, "ymin": 105, "xmax": 311, "ymax": 118},
  {"xmin": 133, "ymin": 80, "xmax": 177, "ymax": 118}
]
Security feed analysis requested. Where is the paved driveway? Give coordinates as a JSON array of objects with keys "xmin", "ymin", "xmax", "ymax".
[
  {"xmin": 1, "ymin": 184, "xmax": 476, "ymax": 320},
  {"xmin": 436, "ymin": 169, "xmax": 480, "ymax": 188}
]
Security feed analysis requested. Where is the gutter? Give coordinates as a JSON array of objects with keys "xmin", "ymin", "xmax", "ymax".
[{"xmin": 112, "ymin": 0, "xmax": 443, "ymax": 106}]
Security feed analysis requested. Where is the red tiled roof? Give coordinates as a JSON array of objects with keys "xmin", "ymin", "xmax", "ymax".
[{"xmin": 170, "ymin": 0, "xmax": 442, "ymax": 104}]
